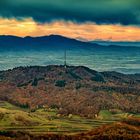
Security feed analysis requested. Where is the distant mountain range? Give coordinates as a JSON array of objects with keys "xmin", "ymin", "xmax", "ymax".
[
  {"xmin": 0, "ymin": 35, "xmax": 139, "ymax": 51},
  {"xmin": 0, "ymin": 35, "xmax": 96, "ymax": 50},
  {"xmin": 90, "ymin": 40, "xmax": 140, "ymax": 47}
]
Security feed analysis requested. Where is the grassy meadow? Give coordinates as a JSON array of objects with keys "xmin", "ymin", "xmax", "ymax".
[{"xmin": 0, "ymin": 101, "xmax": 139, "ymax": 135}]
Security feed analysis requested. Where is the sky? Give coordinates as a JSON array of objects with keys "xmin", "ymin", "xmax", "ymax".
[{"xmin": 0, "ymin": 0, "xmax": 140, "ymax": 41}]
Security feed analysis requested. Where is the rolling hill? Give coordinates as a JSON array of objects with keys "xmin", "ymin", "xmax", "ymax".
[{"xmin": 0, "ymin": 65, "xmax": 139, "ymax": 117}]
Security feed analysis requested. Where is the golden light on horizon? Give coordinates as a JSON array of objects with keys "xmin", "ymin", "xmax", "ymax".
[{"xmin": 0, "ymin": 18, "xmax": 140, "ymax": 41}]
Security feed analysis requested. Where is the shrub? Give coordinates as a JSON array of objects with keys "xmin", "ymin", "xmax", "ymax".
[
  {"xmin": 0, "ymin": 113, "xmax": 4, "ymax": 120},
  {"xmin": 20, "ymin": 103, "xmax": 29, "ymax": 109},
  {"xmin": 91, "ymin": 74, "xmax": 105, "ymax": 82},
  {"xmin": 75, "ymin": 83, "xmax": 82, "ymax": 89},
  {"xmin": 50, "ymin": 104, "xmax": 59, "ymax": 109},
  {"xmin": 55, "ymin": 80, "xmax": 66, "ymax": 87},
  {"xmin": 32, "ymin": 78, "xmax": 38, "ymax": 86}
]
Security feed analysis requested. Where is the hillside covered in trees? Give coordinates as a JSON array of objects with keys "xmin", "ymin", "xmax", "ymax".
[{"xmin": 0, "ymin": 65, "xmax": 140, "ymax": 117}]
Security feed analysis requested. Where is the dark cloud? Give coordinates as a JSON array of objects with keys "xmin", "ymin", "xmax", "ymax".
[{"xmin": 0, "ymin": 0, "xmax": 140, "ymax": 25}]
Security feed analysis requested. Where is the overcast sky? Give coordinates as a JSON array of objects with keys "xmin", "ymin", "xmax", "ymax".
[{"xmin": 0, "ymin": 0, "xmax": 140, "ymax": 41}]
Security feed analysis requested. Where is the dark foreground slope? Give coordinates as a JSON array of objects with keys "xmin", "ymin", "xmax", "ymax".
[
  {"xmin": 0, "ymin": 117, "xmax": 140, "ymax": 140},
  {"xmin": 0, "ymin": 65, "xmax": 140, "ymax": 117}
]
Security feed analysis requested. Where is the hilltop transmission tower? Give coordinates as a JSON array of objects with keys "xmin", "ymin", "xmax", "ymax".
[{"xmin": 64, "ymin": 49, "xmax": 67, "ymax": 68}]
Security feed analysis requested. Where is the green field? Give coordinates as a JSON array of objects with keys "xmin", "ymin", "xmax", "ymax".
[{"xmin": 0, "ymin": 101, "xmax": 139, "ymax": 134}]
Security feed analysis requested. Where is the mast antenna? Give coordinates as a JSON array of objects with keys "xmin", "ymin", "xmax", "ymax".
[{"xmin": 64, "ymin": 49, "xmax": 67, "ymax": 68}]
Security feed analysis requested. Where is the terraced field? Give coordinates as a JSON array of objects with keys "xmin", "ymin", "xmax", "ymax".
[{"xmin": 0, "ymin": 101, "xmax": 139, "ymax": 134}]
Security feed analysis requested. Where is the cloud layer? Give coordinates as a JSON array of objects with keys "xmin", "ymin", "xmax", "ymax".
[
  {"xmin": 1, "ymin": 18, "xmax": 140, "ymax": 41},
  {"xmin": 0, "ymin": 0, "xmax": 140, "ymax": 25}
]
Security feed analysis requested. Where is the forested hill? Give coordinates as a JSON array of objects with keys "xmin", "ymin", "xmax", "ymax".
[{"xmin": 0, "ymin": 65, "xmax": 140, "ymax": 117}]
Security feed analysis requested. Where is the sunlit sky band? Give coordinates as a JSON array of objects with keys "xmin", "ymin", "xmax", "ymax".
[{"xmin": 0, "ymin": 18, "xmax": 140, "ymax": 41}]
